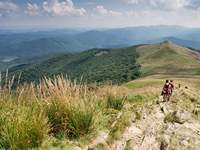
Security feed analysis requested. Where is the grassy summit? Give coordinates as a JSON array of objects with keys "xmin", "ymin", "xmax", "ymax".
[{"xmin": 137, "ymin": 41, "xmax": 200, "ymax": 76}]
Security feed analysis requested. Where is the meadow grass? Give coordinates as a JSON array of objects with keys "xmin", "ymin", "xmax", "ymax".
[
  {"xmin": 0, "ymin": 75, "xmax": 138, "ymax": 149},
  {"xmin": 0, "ymin": 75, "xmax": 99, "ymax": 149},
  {"xmin": 0, "ymin": 75, "xmax": 175, "ymax": 150},
  {"xmin": 106, "ymin": 95, "xmax": 126, "ymax": 110},
  {"xmin": 0, "ymin": 94, "xmax": 49, "ymax": 150}
]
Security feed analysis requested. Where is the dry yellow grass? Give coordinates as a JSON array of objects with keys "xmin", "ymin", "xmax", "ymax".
[{"xmin": 0, "ymin": 75, "xmax": 135, "ymax": 149}]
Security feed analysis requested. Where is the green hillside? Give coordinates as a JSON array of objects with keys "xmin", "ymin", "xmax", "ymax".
[
  {"xmin": 7, "ymin": 41, "xmax": 200, "ymax": 84},
  {"xmin": 136, "ymin": 41, "xmax": 200, "ymax": 76},
  {"xmin": 9, "ymin": 47, "xmax": 140, "ymax": 84}
]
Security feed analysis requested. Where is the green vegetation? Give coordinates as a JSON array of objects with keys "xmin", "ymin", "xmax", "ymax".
[
  {"xmin": 0, "ymin": 97, "xmax": 49, "ymax": 150},
  {"xmin": 5, "ymin": 41, "xmax": 200, "ymax": 85},
  {"xmin": 1, "ymin": 75, "xmax": 200, "ymax": 149},
  {"xmin": 0, "ymin": 75, "xmax": 144, "ymax": 150},
  {"xmin": 8, "ymin": 46, "xmax": 140, "ymax": 84},
  {"xmin": 106, "ymin": 95, "xmax": 126, "ymax": 110},
  {"xmin": 136, "ymin": 41, "xmax": 200, "ymax": 76},
  {"xmin": 0, "ymin": 77, "xmax": 97, "ymax": 149},
  {"xmin": 1, "ymin": 41, "xmax": 200, "ymax": 149}
]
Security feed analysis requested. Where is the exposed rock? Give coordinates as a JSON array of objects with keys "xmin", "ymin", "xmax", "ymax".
[{"xmin": 176, "ymin": 110, "xmax": 190, "ymax": 123}]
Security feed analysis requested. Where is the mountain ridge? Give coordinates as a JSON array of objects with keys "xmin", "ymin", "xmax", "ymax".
[
  {"xmin": 136, "ymin": 41, "xmax": 200, "ymax": 76},
  {"xmin": 6, "ymin": 41, "xmax": 200, "ymax": 84}
]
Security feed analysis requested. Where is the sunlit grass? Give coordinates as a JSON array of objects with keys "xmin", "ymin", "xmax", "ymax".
[
  {"xmin": 2, "ymin": 74, "xmax": 198, "ymax": 149},
  {"xmin": 0, "ymin": 74, "xmax": 136, "ymax": 149}
]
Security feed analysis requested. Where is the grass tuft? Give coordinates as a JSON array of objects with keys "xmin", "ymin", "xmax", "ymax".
[
  {"xmin": 66, "ymin": 106, "xmax": 94, "ymax": 139},
  {"xmin": 106, "ymin": 95, "xmax": 126, "ymax": 110},
  {"xmin": 0, "ymin": 102, "xmax": 48, "ymax": 150}
]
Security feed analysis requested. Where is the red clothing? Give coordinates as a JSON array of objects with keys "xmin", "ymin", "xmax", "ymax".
[{"xmin": 163, "ymin": 83, "xmax": 170, "ymax": 94}]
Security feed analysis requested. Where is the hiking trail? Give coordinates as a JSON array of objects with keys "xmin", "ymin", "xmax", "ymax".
[{"xmin": 77, "ymin": 86, "xmax": 200, "ymax": 150}]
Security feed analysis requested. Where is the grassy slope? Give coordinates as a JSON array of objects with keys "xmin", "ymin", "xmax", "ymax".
[{"xmin": 136, "ymin": 41, "xmax": 200, "ymax": 76}]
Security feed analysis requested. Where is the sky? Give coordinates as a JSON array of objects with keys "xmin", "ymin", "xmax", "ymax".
[{"xmin": 1, "ymin": 0, "xmax": 200, "ymax": 28}]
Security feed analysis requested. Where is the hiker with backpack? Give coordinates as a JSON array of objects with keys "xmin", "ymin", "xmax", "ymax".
[{"xmin": 161, "ymin": 80, "xmax": 171, "ymax": 102}]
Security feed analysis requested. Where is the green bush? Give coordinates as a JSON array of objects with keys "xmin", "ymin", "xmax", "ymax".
[
  {"xmin": 46, "ymin": 99, "xmax": 95, "ymax": 139},
  {"xmin": 107, "ymin": 95, "xmax": 125, "ymax": 110},
  {"xmin": 67, "ymin": 106, "xmax": 94, "ymax": 138},
  {"xmin": 0, "ymin": 102, "xmax": 49, "ymax": 150},
  {"xmin": 46, "ymin": 99, "xmax": 68, "ymax": 136}
]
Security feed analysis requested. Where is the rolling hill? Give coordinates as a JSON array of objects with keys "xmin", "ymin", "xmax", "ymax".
[
  {"xmin": 136, "ymin": 41, "xmax": 200, "ymax": 76},
  {"xmin": 7, "ymin": 41, "xmax": 200, "ymax": 84}
]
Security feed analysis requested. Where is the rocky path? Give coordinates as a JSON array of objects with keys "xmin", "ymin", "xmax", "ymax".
[
  {"xmin": 78, "ymin": 88, "xmax": 200, "ymax": 150},
  {"xmin": 110, "ymin": 99, "xmax": 165, "ymax": 150},
  {"xmin": 109, "ymin": 88, "xmax": 200, "ymax": 150}
]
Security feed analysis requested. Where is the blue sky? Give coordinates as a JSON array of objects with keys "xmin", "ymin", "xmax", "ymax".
[{"xmin": 1, "ymin": 0, "xmax": 200, "ymax": 28}]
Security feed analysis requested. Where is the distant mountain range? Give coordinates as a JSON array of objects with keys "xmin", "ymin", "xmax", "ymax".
[
  {"xmin": 1, "ymin": 25, "xmax": 200, "ymax": 57},
  {"xmin": 1, "ymin": 25, "xmax": 200, "ymax": 71},
  {"xmin": 7, "ymin": 41, "xmax": 200, "ymax": 84}
]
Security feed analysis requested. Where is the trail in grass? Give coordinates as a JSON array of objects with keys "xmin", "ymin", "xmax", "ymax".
[{"xmin": 77, "ymin": 87, "xmax": 200, "ymax": 150}]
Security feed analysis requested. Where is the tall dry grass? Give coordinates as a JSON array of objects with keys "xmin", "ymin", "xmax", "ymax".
[{"xmin": 0, "ymin": 74, "xmax": 128, "ymax": 149}]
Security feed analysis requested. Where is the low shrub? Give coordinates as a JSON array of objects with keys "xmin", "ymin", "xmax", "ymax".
[
  {"xmin": 45, "ymin": 98, "xmax": 69, "ymax": 136},
  {"xmin": 67, "ymin": 106, "xmax": 94, "ymax": 138},
  {"xmin": 107, "ymin": 95, "xmax": 126, "ymax": 110},
  {"xmin": 46, "ymin": 98, "xmax": 95, "ymax": 139}
]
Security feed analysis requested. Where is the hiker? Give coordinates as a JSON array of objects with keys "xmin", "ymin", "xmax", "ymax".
[
  {"xmin": 161, "ymin": 80, "xmax": 170, "ymax": 102},
  {"xmin": 169, "ymin": 80, "xmax": 174, "ymax": 96}
]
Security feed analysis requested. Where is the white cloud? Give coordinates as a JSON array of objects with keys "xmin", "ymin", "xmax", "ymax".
[
  {"xmin": 95, "ymin": 5, "xmax": 123, "ymax": 17},
  {"xmin": 43, "ymin": 0, "xmax": 86, "ymax": 16},
  {"xmin": 26, "ymin": 3, "xmax": 40, "ymax": 16},
  {"xmin": 0, "ymin": 1, "xmax": 19, "ymax": 15},
  {"xmin": 124, "ymin": 0, "xmax": 189, "ymax": 10}
]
